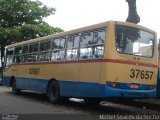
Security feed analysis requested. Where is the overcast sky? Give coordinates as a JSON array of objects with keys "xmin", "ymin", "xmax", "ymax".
[{"xmin": 39, "ymin": 0, "xmax": 160, "ymax": 37}]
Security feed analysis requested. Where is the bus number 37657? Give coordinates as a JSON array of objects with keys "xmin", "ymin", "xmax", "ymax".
[{"xmin": 130, "ymin": 69, "xmax": 153, "ymax": 80}]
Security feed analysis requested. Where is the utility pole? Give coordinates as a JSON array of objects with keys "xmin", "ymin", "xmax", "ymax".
[{"xmin": 126, "ymin": 0, "xmax": 140, "ymax": 24}]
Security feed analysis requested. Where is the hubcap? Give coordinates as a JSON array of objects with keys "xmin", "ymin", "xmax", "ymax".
[{"xmin": 50, "ymin": 88, "xmax": 56, "ymax": 98}]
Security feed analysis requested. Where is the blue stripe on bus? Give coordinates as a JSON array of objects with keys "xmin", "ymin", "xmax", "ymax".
[
  {"xmin": 2, "ymin": 77, "xmax": 156, "ymax": 98},
  {"xmin": 2, "ymin": 77, "xmax": 11, "ymax": 87}
]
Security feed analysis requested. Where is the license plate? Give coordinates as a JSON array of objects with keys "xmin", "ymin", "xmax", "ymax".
[{"xmin": 129, "ymin": 83, "xmax": 140, "ymax": 89}]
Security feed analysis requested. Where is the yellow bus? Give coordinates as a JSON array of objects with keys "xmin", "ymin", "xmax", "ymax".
[{"xmin": 2, "ymin": 21, "xmax": 158, "ymax": 104}]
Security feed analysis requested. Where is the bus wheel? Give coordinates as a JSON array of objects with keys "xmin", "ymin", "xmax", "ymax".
[
  {"xmin": 83, "ymin": 98, "xmax": 101, "ymax": 105},
  {"xmin": 48, "ymin": 81, "xmax": 60, "ymax": 104},
  {"xmin": 12, "ymin": 79, "xmax": 20, "ymax": 95}
]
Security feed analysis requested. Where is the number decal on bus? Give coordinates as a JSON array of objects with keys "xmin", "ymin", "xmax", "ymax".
[
  {"xmin": 29, "ymin": 68, "xmax": 40, "ymax": 75},
  {"xmin": 130, "ymin": 69, "xmax": 153, "ymax": 80}
]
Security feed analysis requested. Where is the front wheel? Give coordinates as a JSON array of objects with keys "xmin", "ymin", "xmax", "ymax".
[
  {"xmin": 12, "ymin": 79, "xmax": 20, "ymax": 95},
  {"xmin": 48, "ymin": 81, "xmax": 60, "ymax": 104}
]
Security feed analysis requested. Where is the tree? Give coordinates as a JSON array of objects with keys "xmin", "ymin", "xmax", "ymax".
[{"xmin": 0, "ymin": 0, "xmax": 63, "ymax": 66}]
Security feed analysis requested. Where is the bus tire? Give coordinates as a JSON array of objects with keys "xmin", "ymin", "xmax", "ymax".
[
  {"xmin": 11, "ymin": 79, "xmax": 20, "ymax": 95},
  {"xmin": 48, "ymin": 81, "xmax": 60, "ymax": 104},
  {"xmin": 83, "ymin": 98, "xmax": 101, "ymax": 105}
]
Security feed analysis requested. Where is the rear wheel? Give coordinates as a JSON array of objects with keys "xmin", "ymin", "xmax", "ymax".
[
  {"xmin": 83, "ymin": 98, "xmax": 101, "ymax": 105},
  {"xmin": 48, "ymin": 81, "xmax": 60, "ymax": 104},
  {"xmin": 11, "ymin": 79, "xmax": 20, "ymax": 95}
]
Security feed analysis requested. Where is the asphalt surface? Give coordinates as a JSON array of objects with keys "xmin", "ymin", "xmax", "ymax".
[{"xmin": 0, "ymin": 86, "xmax": 160, "ymax": 120}]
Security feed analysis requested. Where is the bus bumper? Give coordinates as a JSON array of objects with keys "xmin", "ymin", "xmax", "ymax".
[{"xmin": 104, "ymin": 85, "xmax": 157, "ymax": 99}]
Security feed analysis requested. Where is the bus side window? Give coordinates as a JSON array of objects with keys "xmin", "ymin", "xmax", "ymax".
[
  {"xmin": 26, "ymin": 43, "xmax": 39, "ymax": 62},
  {"xmin": 79, "ymin": 28, "xmax": 105, "ymax": 60},
  {"xmin": 66, "ymin": 35, "xmax": 79, "ymax": 61},
  {"xmin": 33, "ymin": 43, "xmax": 39, "ymax": 62},
  {"xmin": 45, "ymin": 41, "xmax": 51, "ymax": 61},
  {"xmin": 21, "ymin": 45, "xmax": 28, "ymax": 62},
  {"xmin": 80, "ymin": 32, "xmax": 93, "ymax": 60},
  {"xmin": 51, "ymin": 38, "xmax": 65, "ymax": 61},
  {"xmin": 39, "ymin": 42, "xmax": 45, "ymax": 61},
  {"xmin": 92, "ymin": 30, "xmax": 105, "ymax": 59},
  {"xmin": 39, "ymin": 41, "xmax": 51, "ymax": 62},
  {"xmin": 14, "ymin": 47, "xmax": 22, "ymax": 63},
  {"xmin": 27, "ymin": 44, "xmax": 34, "ymax": 62}
]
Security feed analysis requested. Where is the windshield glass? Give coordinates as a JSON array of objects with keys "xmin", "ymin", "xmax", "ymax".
[{"xmin": 116, "ymin": 25, "xmax": 154, "ymax": 57}]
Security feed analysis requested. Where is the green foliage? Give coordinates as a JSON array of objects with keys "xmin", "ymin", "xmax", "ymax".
[
  {"xmin": 0, "ymin": 0, "xmax": 63, "ymax": 63},
  {"xmin": 0, "ymin": 0, "xmax": 55, "ymax": 28},
  {"xmin": 0, "ymin": 0, "xmax": 63, "ymax": 46}
]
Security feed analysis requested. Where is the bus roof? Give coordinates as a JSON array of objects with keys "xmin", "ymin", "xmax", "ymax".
[{"xmin": 6, "ymin": 20, "xmax": 156, "ymax": 49}]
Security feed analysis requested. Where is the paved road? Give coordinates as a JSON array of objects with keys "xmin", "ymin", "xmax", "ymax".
[
  {"xmin": 0, "ymin": 86, "xmax": 160, "ymax": 120},
  {"xmin": 0, "ymin": 86, "xmax": 85, "ymax": 114}
]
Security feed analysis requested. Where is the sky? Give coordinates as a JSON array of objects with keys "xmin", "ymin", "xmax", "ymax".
[{"xmin": 39, "ymin": 0, "xmax": 160, "ymax": 38}]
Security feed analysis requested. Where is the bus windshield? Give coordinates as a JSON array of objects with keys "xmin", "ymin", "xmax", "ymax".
[{"xmin": 116, "ymin": 25, "xmax": 154, "ymax": 58}]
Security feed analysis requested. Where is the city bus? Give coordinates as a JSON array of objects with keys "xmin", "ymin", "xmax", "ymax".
[{"xmin": 2, "ymin": 21, "xmax": 158, "ymax": 104}]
